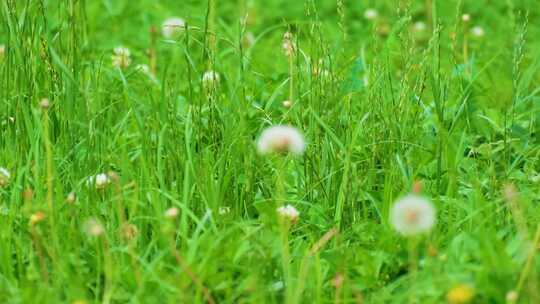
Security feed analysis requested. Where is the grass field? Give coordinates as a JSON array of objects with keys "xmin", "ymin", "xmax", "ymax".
[{"xmin": 1, "ymin": 0, "xmax": 540, "ymax": 303}]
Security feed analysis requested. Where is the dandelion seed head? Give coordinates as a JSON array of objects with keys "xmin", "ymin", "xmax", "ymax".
[
  {"xmin": 84, "ymin": 218, "xmax": 105, "ymax": 237},
  {"xmin": 162, "ymin": 17, "xmax": 185, "ymax": 38},
  {"xmin": 257, "ymin": 125, "xmax": 306, "ymax": 156},
  {"xmin": 364, "ymin": 9, "xmax": 378, "ymax": 21},
  {"xmin": 276, "ymin": 204, "xmax": 299, "ymax": 223},
  {"xmin": 0, "ymin": 167, "xmax": 10, "ymax": 187},
  {"xmin": 390, "ymin": 194, "xmax": 436, "ymax": 236},
  {"xmin": 471, "ymin": 26, "xmax": 485, "ymax": 38},
  {"xmin": 112, "ymin": 46, "xmax": 131, "ymax": 69}
]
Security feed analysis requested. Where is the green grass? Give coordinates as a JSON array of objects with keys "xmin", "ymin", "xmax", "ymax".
[{"xmin": 1, "ymin": 0, "xmax": 540, "ymax": 303}]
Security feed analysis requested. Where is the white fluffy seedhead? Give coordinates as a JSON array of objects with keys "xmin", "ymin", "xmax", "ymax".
[{"xmin": 390, "ymin": 194, "xmax": 436, "ymax": 236}]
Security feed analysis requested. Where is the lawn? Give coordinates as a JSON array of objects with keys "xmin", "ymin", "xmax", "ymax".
[{"xmin": 1, "ymin": 0, "xmax": 540, "ymax": 303}]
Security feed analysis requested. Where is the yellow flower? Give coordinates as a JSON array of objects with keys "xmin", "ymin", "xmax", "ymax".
[{"xmin": 446, "ymin": 284, "xmax": 474, "ymax": 304}]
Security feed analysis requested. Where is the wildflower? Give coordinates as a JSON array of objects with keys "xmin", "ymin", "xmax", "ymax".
[
  {"xmin": 276, "ymin": 204, "xmax": 299, "ymax": 223},
  {"xmin": 202, "ymin": 70, "xmax": 220, "ymax": 88},
  {"xmin": 470, "ymin": 26, "xmax": 485, "ymax": 38},
  {"xmin": 0, "ymin": 44, "xmax": 5, "ymax": 60},
  {"xmin": 23, "ymin": 188, "xmax": 34, "ymax": 202},
  {"xmin": 84, "ymin": 218, "xmax": 105, "ymax": 237},
  {"xmin": 165, "ymin": 207, "xmax": 179, "ymax": 219},
  {"xmin": 162, "ymin": 17, "xmax": 185, "ymax": 38},
  {"xmin": 505, "ymin": 290, "xmax": 518, "ymax": 303},
  {"xmin": 390, "ymin": 194, "xmax": 436, "ymax": 236},
  {"xmin": 66, "ymin": 191, "xmax": 76, "ymax": 204},
  {"xmin": 112, "ymin": 47, "xmax": 131, "ymax": 69},
  {"xmin": 87, "ymin": 173, "xmax": 111, "ymax": 190},
  {"xmin": 461, "ymin": 14, "xmax": 471, "ymax": 23},
  {"xmin": 446, "ymin": 284, "xmax": 474, "ymax": 304},
  {"xmin": 413, "ymin": 21, "xmax": 427, "ymax": 32},
  {"xmin": 282, "ymin": 100, "xmax": 292, "ymax": 108},
  {"xmin": 257, "ymin": 125, "xmax": 306, "ymax": 155},
  {"xmin": 364, "ymin": 9, "xmax": 378, "ymax": 21},
  {"xmin": 29, "ymin": 211, "xmax": 46, "ymax": 226},
  {"xmin": 0, "ymin": 167, "xmax": 10, "ymax": 187},
  {"xmin": 39, "ymin": 98, "xmax": 50, "ymax": 110},
  {"xmin": 282, "ymin": 31, "xmax": 295, "ymax": 57},
  {"xmin": 120, "ymin": 223, "xmax": 139, "ymax": 241}
]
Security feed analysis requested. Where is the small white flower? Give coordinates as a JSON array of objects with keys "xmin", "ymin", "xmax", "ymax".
[
  {"xmin": 257, "ymin": 125, "xmax": 306, "ymax": 155},
  {"xmin": 83, "ymin": 218, "xmax": 105, "ymax": 237},
  {"xmin": 165, "ymin": 207, "xmax": 179, "ymax": 219},
  {"xmin": 162, "ymin": 17, "xmax": 185, "ymax": 38},
  {"xmin": 413, "ymin": 21, "xmax": 427, "ymax": 32},
  {"xmin": 462, "ymin": 14, "xmax": 471, "ymax": 22},
  {"xmin": 470, "ymin": 26, "xmax": 485, "ymax": 38},
  {"xmin": 0, "ymin": 167, "xmax": 11, "ymax": 187},
  {"xmin": 390, "ymin": 194, "xmax": 436, "ymax": 236},
  {"xmin": 87, "ymin": 173, "xmax": 111, "ymax": 190},
  {"xmin": 282, "ymin": 100, "xmax": 293, "ymax": 108},
  {"xmin": 112, "ymin": 46, "xmax": 131, "ymax": 69},
  {"xmin": 202, "ymin": 70, "xmax": 220, "ymax": 88},
  {"xmin": 277, "ymin": 204, "xmax": 300, "ymax": 223},
  {"xmin": 364, "ymin": 9, "xmax": 378, "ymax": 21}
]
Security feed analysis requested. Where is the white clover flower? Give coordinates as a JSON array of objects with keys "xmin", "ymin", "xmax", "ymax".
[
  {"xmin": 276, "ymin": 204, "xmax": 299, "ymax": 223},
  {"xmin": 162, "ymin": 17, "xmax": 185, "ymax": 38},
  {"xmin": 0, "ymin": 167, "xmax": 10, "ymax": 187},
  {"xmin": 83, "ymin": 218, "xmax": 105, "ymax": 237},
  {"xmin": 87, "ymin": 173, "xmax": 111, "ymax": 190},
  {"xmin": 257, "ymin": 125, "xmax": 306, "ymax": 155},
  {"xmin": 112, "ymin": 46, "xmax": 131, "ymax": 69},
  {"xmin": 462, "ymin": 14, "xmax": 471, "ymax": 23},
  {"xmin": 390, "ymin": 194, "xmax": 436, "ymax": 236},
  {"xmin": 282, "ymin": 100, "xmax": 292, "ymax": 108},
  {"xmin": 364, "ymin": 9, "xmax": 378, "ymax": 21},
  {"xmin": 165, "ymin": 207, "xmax": 179, "ymax": 219},
  {"xmin": 202, "ymin": 70, "xmax": 220, "ymax": 88},
  {"xmin": 470, "ymin": 26, "xmax": 485, "ymax": 38},
  {"xmin": 413, "ymin": 21, "xmax": 427, "ymax": 32}
]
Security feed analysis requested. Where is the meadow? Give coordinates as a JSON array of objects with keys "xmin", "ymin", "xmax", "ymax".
[{"xmin": 1, "ymin": 0, "xmax": 540, "ymax": 303}]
